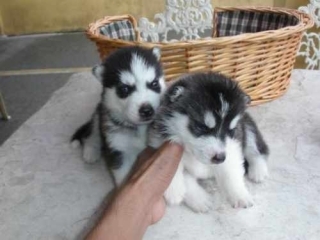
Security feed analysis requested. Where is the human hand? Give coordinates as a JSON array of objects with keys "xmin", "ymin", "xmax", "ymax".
[{"xmin": 86, "ymin": 142, "xmax": 183, "ymax": 240}]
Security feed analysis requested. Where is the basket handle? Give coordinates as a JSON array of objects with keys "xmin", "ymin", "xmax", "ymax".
[{"xmin": 86, "ymin": 14, "xmax": 140, "ymax": 42}]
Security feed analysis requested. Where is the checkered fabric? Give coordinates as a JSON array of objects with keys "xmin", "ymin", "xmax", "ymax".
[
  {"xmin": 216, "ymin": 11, "xmax": 299, "ymax": 37},
  {"xmin": 99, "ymin": 20, "xmax": 136, "ymax": 41}
]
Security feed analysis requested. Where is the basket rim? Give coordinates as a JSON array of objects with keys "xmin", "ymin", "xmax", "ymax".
[
  {"xmin": 212, "ymin": 7, "xmax": 314, "ymax": 38},
  {"xmin": 86, "ymin": 6, "xmax": 314, "ymax": 47}
]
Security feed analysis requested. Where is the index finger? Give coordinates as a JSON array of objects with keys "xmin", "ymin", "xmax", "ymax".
[
  {"xmin": 136, "ymin": 142, "xmax": 183, "ymax": 197},
  {"xmin": 150, "ymin": 142, "xmax": 183, "ymax": 178},
  {"xmin": 129, "ymin": 147, "xmax": 157, "ymax": 177}
]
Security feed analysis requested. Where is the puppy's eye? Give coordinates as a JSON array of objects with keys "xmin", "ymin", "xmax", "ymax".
[
  {"xmin": 120, "ymin": 85, "xmax": 129, "ymax": 94},
  {"xmin": 193, "ymin": 122, "xmax": 210, "ymax": 135},
  {"xmin": 117, "ymin": 85, "xmax": 132, "ymax": 98},
  {"xmin": 147, "ymin": 79, "xmax": 161, "ymax": 93},
  {"xmin": 150, "ymin": 80, "xmax": 159, "ymax": 89},
  {"xmin": 228, "ymin": 129, "xmax": 236, "ymax": 138}
]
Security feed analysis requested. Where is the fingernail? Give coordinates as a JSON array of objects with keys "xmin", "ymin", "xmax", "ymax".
[{"xmin": 165, "ymin": 142, "xmax": 183, "ymax": 156}]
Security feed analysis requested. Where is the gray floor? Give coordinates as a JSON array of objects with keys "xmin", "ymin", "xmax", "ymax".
[
  {"xmin": 0, "ymin": 32, "xmax": 100, "ymax": 145},
  {"xmin": 1, "ymin": 70, "xmax": 319, "ymax": 239}
]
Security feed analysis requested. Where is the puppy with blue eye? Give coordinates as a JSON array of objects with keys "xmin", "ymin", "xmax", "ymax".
[
  {"xmin": 149, "ymin": 72, "xmax": 269, "ymax": 212},
  {"xmin": 71, "ymin": 46, "xmax": 166, "ymax": 186}
]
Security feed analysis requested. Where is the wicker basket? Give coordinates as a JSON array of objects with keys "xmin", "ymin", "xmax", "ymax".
[{"xmin": 87, "ymin": 7, "xmax": 313, "ymax": 105}]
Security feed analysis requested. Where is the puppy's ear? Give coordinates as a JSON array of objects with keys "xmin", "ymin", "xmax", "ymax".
[
  {"xmin": 152, "ymin": 47, "xmax": 161, "ymax": 61},
  {"xmin": 92, "ymin": 64, "xmax": 104, "ymax": 82},
  {"xmin": 169, "ymin": 86, "xmax": 184, "ymax": 103},
  {"xmin": 243, "ymin": 93, "xmax": 251, "ymax": 105}
]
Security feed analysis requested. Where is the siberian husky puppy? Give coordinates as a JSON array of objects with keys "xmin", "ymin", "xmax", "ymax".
[
  {"xmin": 149, "ymin": 72, "xmax": 269, "ymax": 212},
  {"xmin": 72, "ymin": 46, "xmax": 166, "ymax": 185}
]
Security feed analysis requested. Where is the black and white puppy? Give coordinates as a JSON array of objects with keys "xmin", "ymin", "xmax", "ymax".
[
  {"xmin": 149, "ymin": 72, "xmax": 269, "ymax": 212},
  {"xmin": 72, "ymin": 46, "xmax": 166, "ymax": 185}
]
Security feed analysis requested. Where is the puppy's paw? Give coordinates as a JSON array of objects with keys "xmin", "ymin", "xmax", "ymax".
[
  {"xmin": 185, "ymin": 189, "xmax": 213, "ymax": 213},
  {"xmin": 83, "ymin": 145, "xmax": 100, "ymax": 164},
  {"xmin": 248, "ymin": 161, "xmax": 269, "ymax": 183},
  {"xmin": 229, "ymin": 191, "xmax": 254, "ymax": 208},
  {"xmin": 164, "ymin": 184, "xmax": 186, "ymax": 206}
]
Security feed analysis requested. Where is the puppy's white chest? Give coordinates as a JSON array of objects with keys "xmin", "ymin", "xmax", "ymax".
[
  {"xmin": 108, "ymin": 125, "xmax": 147, "ymax": 155},
  {"xmin": 132, "ymin": 125, "xmax": 148, "ymax": 149},
  {"xmin": 183, "ymin": 152, "xmax": 215, "ymax": 179}
]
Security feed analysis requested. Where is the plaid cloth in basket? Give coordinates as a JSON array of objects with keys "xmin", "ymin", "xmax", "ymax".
[
  {"xmin": 217, "ymin": 11, "xmax": 299, "ymax": 37},
  {"xmin": 99, "ymin": 20, "xmax": 136, "ymax": 41}
]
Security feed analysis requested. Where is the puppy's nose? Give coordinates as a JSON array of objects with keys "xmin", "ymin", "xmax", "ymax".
[
  {"xmin": 139, "ymin": 104, "xmax": 154, "ymax": 119},
  {"xmin": 211, "ymin": 153, "xmax": 226, "ymax": 164}
]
